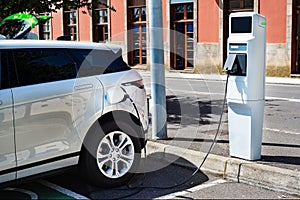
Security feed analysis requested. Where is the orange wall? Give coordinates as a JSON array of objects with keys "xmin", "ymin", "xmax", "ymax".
[
  {"xmin": 52, "ymin": 11, "xmax": 63, "ymax": 40},
  {"xmin": 110, "ymin": 0, "xmax": 125, "ymax": 41},
  {"xmin": 78, "ymin": 7, "xmax": 91, "ymax": 41},
  {"xmin": 260, "ymin": 0, "xmax": 286, "ymax": 43},
  {"xmin": 198, "ymin": 0, "xmax": 219, "ymax": 43}
]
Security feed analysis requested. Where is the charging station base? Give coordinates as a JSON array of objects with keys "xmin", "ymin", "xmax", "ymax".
[{"xmin": 228, "ymin": 100, "xmax": 264, "ymax": 161}]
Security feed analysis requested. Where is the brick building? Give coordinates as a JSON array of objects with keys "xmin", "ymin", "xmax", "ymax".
[{"xmin": 33, "ymin": 0, "xmax": 300, "ymax": 77}]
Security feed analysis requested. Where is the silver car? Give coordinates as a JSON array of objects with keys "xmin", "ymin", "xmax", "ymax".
[{"xmin": 0, "ymin": 40, "xmax": 148, "ymax": 188}]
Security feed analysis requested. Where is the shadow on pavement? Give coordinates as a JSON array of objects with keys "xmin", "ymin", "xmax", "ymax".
[
  {"xmin": 162, "ymin": 137, "xmax": 229, "ymax": 144},
  {"xmin": 262, "ymin": 142, "xmax": 300, "ymax": 149},
  {"xmin": 166, "ymin": 95, "xmax": 227, "ymax": 126},
  {"xmin": 261, "ymin": 155, "xmax": 300, "ymax": 166},
  {"xmin": 46, "ymin": 153, "xmax": 210, "ymax": 199}
]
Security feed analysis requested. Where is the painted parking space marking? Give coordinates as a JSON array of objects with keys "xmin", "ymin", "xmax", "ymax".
[
  {"xmin": 166, "ymin": 89, "xmax": 224, "ymax": 96},
  {"xmin": 155, "ymin": 179, "xmax": 227, "ymax": 199},
  {"xmin": 38, "ymin": 180, "xmax": 89, "ymax": 200},
  {"xmin": 264, "ymin": 128, "xmax": 300, "ymax": 135},
  {"xmin": 169, "ymin": 89, "xmax": 300, "ymax": 103},
  {"xmin": 266, "ymin": 96, "xmax": 300, "ymax": 103},
  {"xmin": 0, "ymin": 180, "xmax": 88, "ymax": 199},
  {"xmin": 2, "ymin": 187, "xmax": 38, "ymax": 199}
]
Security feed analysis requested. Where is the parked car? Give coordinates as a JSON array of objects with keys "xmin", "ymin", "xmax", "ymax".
[{"xmin": 0, "ymin": 40, "xmax": 148, "ymax": 188}]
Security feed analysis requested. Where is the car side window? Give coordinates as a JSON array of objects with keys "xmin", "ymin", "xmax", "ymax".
[
  {"xmin": 67, "ymin": 49, "xmax": 105, "ymax": 78},
  {"xmin": 104, "ymin": 55, "xmax": 130, "ymax": 74},
  {"xmin": 0, "ymin": 50, "xmax": 10, "ymax": 89},
  {"xmin": 13, "ymin": 49, "xmax": 77, "ymax": 87},
  {"xmin": 68, "ymin": 49, "xmax": 130, "ymax": 77}
]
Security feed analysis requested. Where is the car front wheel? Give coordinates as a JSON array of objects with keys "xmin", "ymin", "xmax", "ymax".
[{"xmin": 80, "ymin": 120, "xmax": 142, "ymax": 188}]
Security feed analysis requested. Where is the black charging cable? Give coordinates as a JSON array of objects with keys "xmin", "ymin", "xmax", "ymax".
[
  {"xmin": 113, "ymin": 74, "xmax": 230, "ymax": 198},
  {"xmin": 129, "ymin": 73, "xmax": 230, "ymax": 190}
]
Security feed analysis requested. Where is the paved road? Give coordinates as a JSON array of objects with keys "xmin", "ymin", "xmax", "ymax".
[
  {"xmin": 143, "ymin": 76, "xmax": 300, "ymax": 171},
  {"xmin": 143, "ymin": 76, "xmax": 300, "ymax": 134},
  {"xmin": 1, "ymin": 75, "xmax": 299, "ymax": 199},
  {"xmin": 1, "ymin": 157, "xmax": 298, "ymax": 199}
]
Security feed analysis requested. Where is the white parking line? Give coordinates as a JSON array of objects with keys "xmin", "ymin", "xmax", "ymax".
[
  {"xmin": 167, "ymin": 89, "xmax": 300, "ymax": 103},
  {"xmin": 166, "ymin": 89, "xmax": 224, "ymax": 96},
  {"xmin": 38, "ymin": 180, "xmax": 89, "ymax": 200},
  {"xmin": 264, "ymin": 128, "xmax": 300, "ymax": 135},
  {"xmin": 266, "ymin": 96, "xmax": 300, "ymax": 103},
  {"xmin": 155, "ymin": 179, "xmax": 227, "ymax": 199},
  {"xmin": 4, "ymin": 188, "xmax": 38, "ymax": 199}
]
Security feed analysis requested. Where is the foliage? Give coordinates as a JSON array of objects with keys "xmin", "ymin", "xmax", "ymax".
[{"xmin": 0, "ymin": 0, "xmax": 115, "ymax": 21}]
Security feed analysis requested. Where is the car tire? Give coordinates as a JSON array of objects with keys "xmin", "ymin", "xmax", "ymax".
[{"xmin": 79, "ymin": 119, "xmax": 142, "ymax": 188}]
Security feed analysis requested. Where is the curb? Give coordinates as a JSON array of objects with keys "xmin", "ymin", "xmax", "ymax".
[{"xmin": 146, "ymin": 141, "xmax": 300, "ymax": 195}]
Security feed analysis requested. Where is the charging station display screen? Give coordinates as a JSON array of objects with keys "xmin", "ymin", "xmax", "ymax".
[{"xmin": 231, "ymin": 17, "xmax": 252, "ymax": 33}]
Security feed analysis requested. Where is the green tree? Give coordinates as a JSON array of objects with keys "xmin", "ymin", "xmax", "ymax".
[{"xmin": 0, "ymin": 0, "xmax": 115, "ymax": 21}]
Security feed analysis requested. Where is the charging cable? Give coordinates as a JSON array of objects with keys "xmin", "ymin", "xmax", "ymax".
[
  {"xmin": 125, "ymin": 73, "xmax": 229, "ymax": 189},
  {"xmin": 113, "ymin": 73, "xmax": 230, "ymax": 198}
]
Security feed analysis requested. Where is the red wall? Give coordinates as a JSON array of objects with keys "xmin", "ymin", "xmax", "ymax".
[
  {"xmin": 260, "ymin": 0, "xmax": 287, "ymax": 43},
  {"xmin": 198, "ymin": 0, "xmax": 219, "ymax": 43},
  {"xmin": 78, "ymin": 7, "xmax": 91, "ymax": 41},
  {"xmin": 162, "ymin": 0, "xmax": 167, "ymax": 41},
  {"xmin": 52, "ymin": 11, "xmax": 63, "ymax": 40},
  {"xmin": 110, "ymin": 0, "xmax": 125, "ymax": 41}
]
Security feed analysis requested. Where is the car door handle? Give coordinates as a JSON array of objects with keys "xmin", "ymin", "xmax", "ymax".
[{"xmin": 74, "ymin": 84, "xmax": 93, "ymax": 91}]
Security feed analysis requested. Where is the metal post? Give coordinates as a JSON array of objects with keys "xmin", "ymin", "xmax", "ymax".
[{"xmin": 148, "ymin": 0, "xmax": 167, "ymax": 139}]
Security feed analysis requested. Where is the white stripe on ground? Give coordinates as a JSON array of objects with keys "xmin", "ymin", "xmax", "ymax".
[
  {"xmin": 264, "ymin": 128, "xmax": 300, "ymax": 135},
  {"xmin": 38, "ymin": 180, "xmax": 89, "ymax": 200},
  {"xmin": 155, "ymin": 179, "xmax": 227, "ymax": 200},
  {"xmin": 166, "ymin": 89, "xmax": 224, "ymax": 96},
  {"xmin": 4, "ymin": 188, "xmax": 38, "ymax": 199},
  {"xmin": 167, "ymin": 89, "xmax": 300, "ymax": 103},
  {"xmin": 266, "ymin": 96, "xmax": 300, "ymax": 103}
]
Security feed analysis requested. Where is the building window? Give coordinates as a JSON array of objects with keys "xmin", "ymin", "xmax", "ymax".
[
  {"xmin": 128, "ymin": 0, "xmax": 147, "ymax": 66},
  {"xmin": 63, "ymin": 8, "xmax": 78, "ymax": 41},
  {"xmin": 171, "ymin": 3, "xmax": 194, "ymax": 70},
  {"xmin": 93, "ymin": 1, "xmax": 109, "ymax": 42},
  {"xmin": 229, "ymin": 0, "xmax": 254, "ymax": 11},
  {"xmin": 38, "ymin": 14, "xmax": 51, "ymax": 40}
]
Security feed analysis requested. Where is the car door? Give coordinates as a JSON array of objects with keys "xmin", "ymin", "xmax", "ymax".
[
  {"xmin": 0, "ymin": 50, "xmax": 16, "ymax": 182},
  {"xmin": 11, "ymin": 47, "xmax": 104, "ymax": 179},
  {"xmin": 10, "ymin": 48, "xmax": 88, "ymax": 178}
]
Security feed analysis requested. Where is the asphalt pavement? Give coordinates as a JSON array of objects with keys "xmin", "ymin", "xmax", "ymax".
[{"xmin": 138, "ymin": 70, "xmax": 300, "ymax": 196}]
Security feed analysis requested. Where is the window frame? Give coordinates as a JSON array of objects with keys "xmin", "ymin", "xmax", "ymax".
[
  {"xmin": 38, "ymin": 13, "xmax": 52, "ymax": 40},
  {"xmin": 170, "ymin": 3, "xmax": 195, "ymax": 70},
  {"xmin": 63, "ymin": 8, "xmax": 78, "ymax": 41},
  {"xmin": 128, "ymin": 1, "xmax": 147, "ymax": 66},
  {"xmin": 228, "ymin": 0, "xmax": 254, "ymax": 12},
  {"xmin": 92, "ymin": 1, "xmax": 110, "ymax": 43}
]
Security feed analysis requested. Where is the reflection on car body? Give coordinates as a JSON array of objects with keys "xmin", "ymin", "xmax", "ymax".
[{"xmin": 0, "ymin": 40, "xmax": 148, "ymax": 188}]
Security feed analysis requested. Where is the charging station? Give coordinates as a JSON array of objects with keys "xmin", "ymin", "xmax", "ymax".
[{"xmin": 224, "ymin": 12, "xmax": 266, "ymax": 160}]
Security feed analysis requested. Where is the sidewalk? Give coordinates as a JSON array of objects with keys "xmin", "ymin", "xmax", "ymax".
[{"xmin": 139, "ymin": 70, "xmax": 300, "ymax": 196}]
